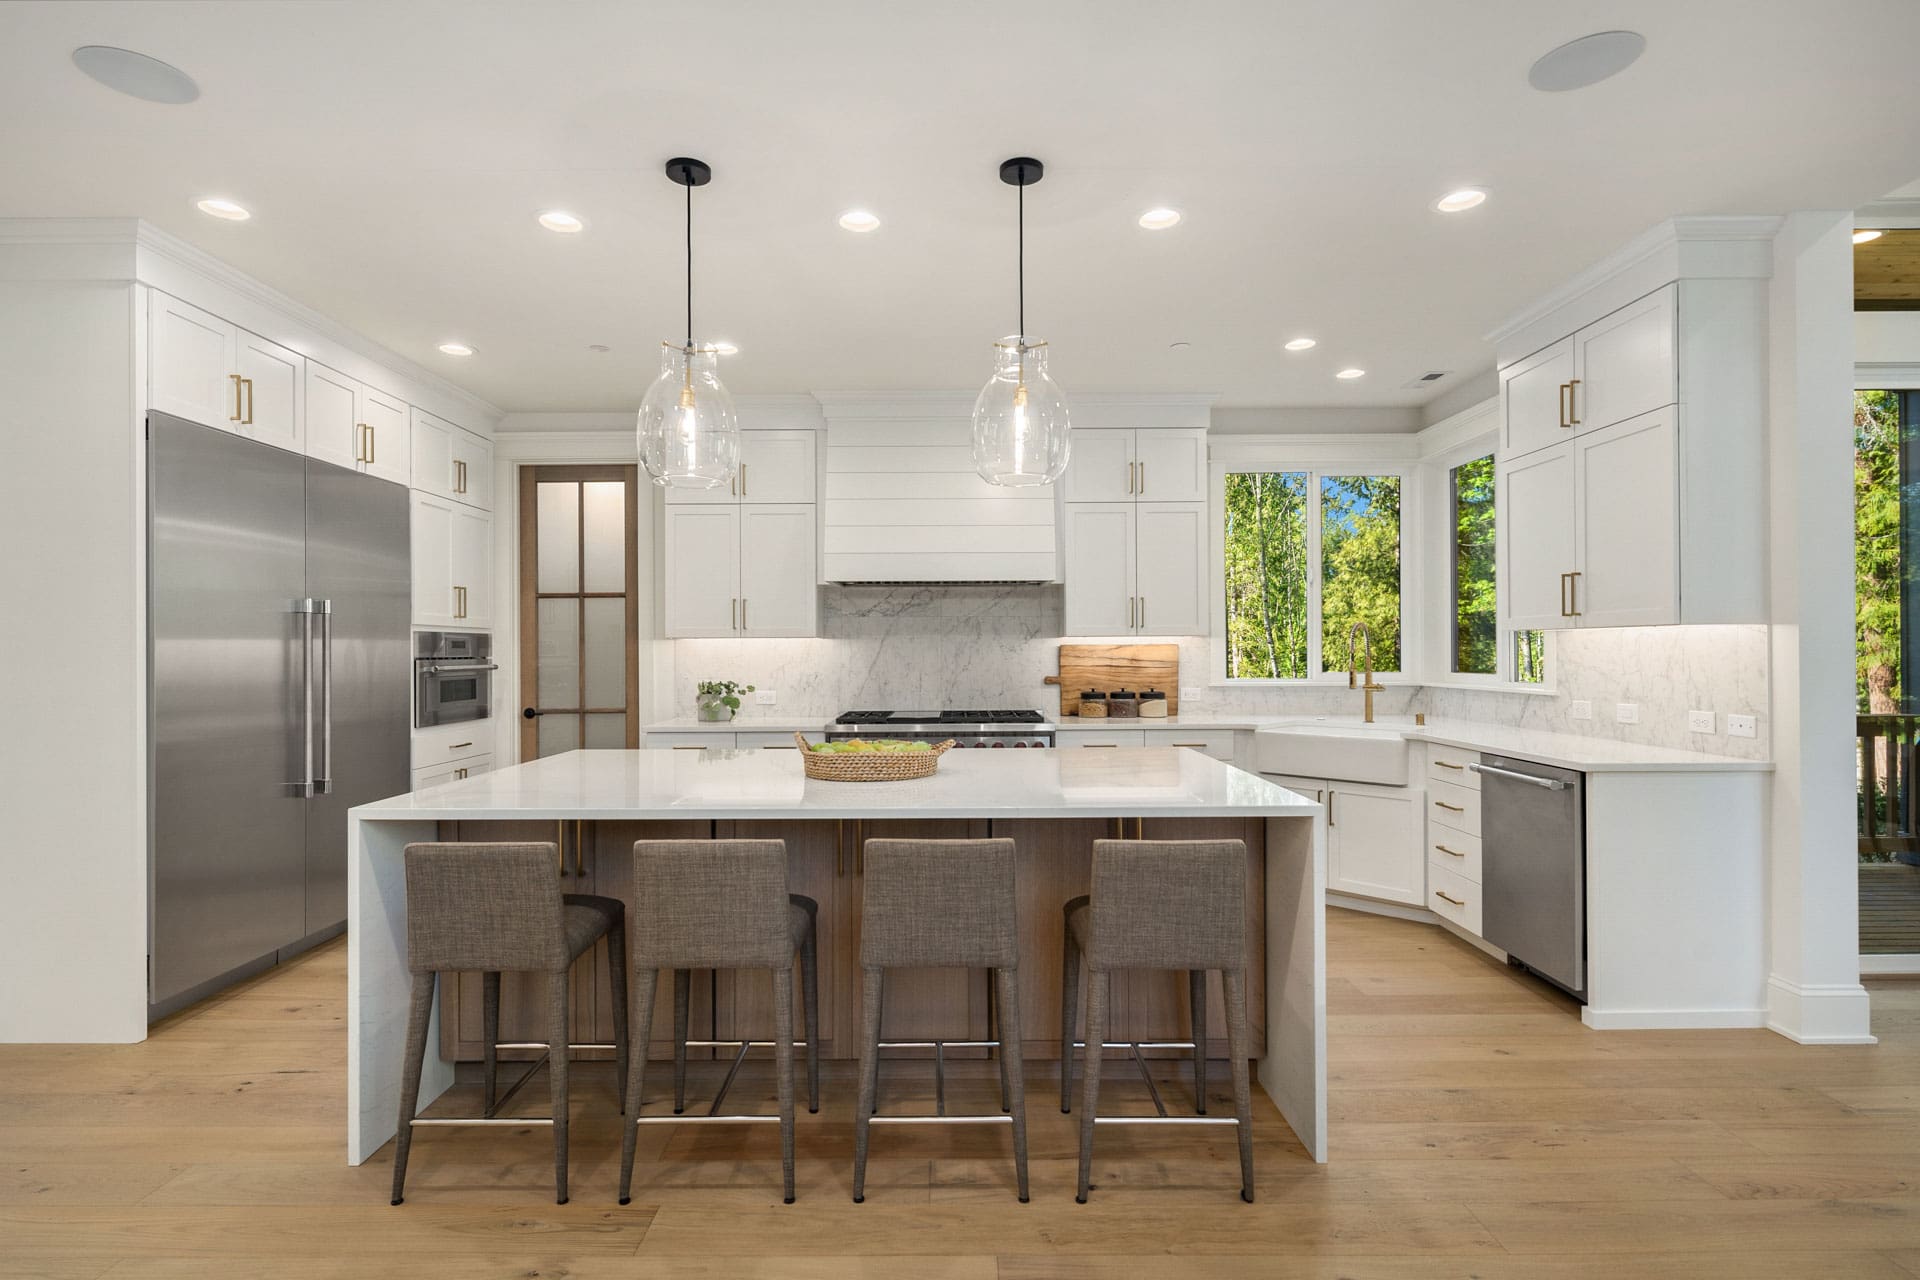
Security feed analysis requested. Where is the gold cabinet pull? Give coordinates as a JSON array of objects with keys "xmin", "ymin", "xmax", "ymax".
[
  {"xmin": 354, "ymin": 422, "xmax": 367, "ymax": 463},
  {"xmin": 451, "ymin": 741, "xmax": 474, "ymax": 750},
  {"xmin": 740, "ymin": 462, "xmax": 747, "ymax": 496},
  {"xmin": 741, "ymin": 598, "xmax": 748, "ymax": 630},
  {"xmin": 1171, "ymin": 742, "xmax": 1207, "ymax": 749},
  {"xmin": 557, "ymin": 820, "xmax": 569, "ymax": 877},
  {"xmin": 1566, "ymin": 378, "xmax": 1580, "ymax": 426},
  {"xmin": 1435, "ymin": 890, "xmax": 1465, "ymax": 907},
  {"xmin": 574, "ymin": 819, "xmax": 586, "ymax": 877},
  {"xmin": 1434, "ymin": 800, "xmax": 1464, "ymax": 812},
  {"xmin": 229, "ymin": 373, "xmax": 244, "ymax": 422},
  {"xmin": 453, "ymin": 459, "xmax": 465, "ymax": 494},
  {"xmin": 1139, "ymin": 596, "xmax": 1146, "ymax": 631},
  {"xmin": 1557, "ymin": 381, "xmax": 1570, "ymax": 429},
  {"xmin": 731, "ymin": 598, "xmax": 737, "ymax": 630},
  {"xmin": 835, "ymin": 820, "xmax": 846, "ymax": 877},
  {"xmin": 241, "ymin": 377, "xmax": 255, "ymax": 425},
  {"xmin": 1081, "ymin": 742, "xmax": 1119, "ymax": 748},
  {"xmin": 1434, "ymin": 759, "xmax": 1464, "ymax": 770},
  {"xmin": 453, "ymin": 585, "xmax": 466, "ymax": 619},
  {"xmin": 671, "ymin": 744, "xmax": 706, "ymax": 750},
  {"xmin": 854, "ymin": 819, "xmax": 864, "ymax": 876},
  {"xmin": 1328, "ymin": 789, "xmax": 1336, "ymax": 827},
  {"xmin": 366, "ymin": 423, "xmax": 375, "ymax": 464},
  {"xmin": 1435, "ymin": 843, "xmax": 1466, "ymax": 858},
  {"xmin": 454, "ymin": 767, "xmax": 467, "ymax": 780},
  {"xmin": 1567, "ymin": 570, "xmax": 1581, "ymax": 618},
  {"xmin": 1559, "ymin": 571, "xmax": 1572, "ymax": 618}
]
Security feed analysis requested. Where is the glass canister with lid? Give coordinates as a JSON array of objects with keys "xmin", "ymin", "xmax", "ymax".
[
  {"xmin": 1108, "ymin": 688, "xmax": 1139, "ymax": 719},
  {"xmin": 1078, "ymin": 689, "xmax": 1108, "ymax": 718},
  {"xmin": 1138, "ymin": 688, "xmax": 1169, "ymax": 718}
]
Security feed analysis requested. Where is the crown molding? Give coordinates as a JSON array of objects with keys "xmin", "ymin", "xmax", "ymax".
[
  {"xmin": 493, "ymin": 429, "xmax": 637, "ymax": 462},
  {"xmin": 1857, "ymin": 198, "xmax": 1920, "ymax": 230},
  {"xmin": 1487, "ymin": 215, "xmax": 1783, "ymax": 350}
]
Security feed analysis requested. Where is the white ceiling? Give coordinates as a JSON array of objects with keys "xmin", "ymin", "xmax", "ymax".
[{"xmin": 3, "ymin": 0, "xmax": 1917, "ymax": 413}]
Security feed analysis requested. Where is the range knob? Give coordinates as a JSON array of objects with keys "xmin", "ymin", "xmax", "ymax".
[
  {"xmin": 990, "ymin": 740, "xmax": 1006, "ymax": 748},
  {"xmin": 971, "ymin": 741, "xmax": 988, "ymax": 748},
  {"xmin": 1013, "ymin": 740, "xmax": 1029, "ymax": 747}
]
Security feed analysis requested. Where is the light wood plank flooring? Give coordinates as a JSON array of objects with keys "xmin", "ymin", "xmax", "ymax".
[{"xmin": 6, "ymin": 908, "xmax": 1920, "ymax": 1277}]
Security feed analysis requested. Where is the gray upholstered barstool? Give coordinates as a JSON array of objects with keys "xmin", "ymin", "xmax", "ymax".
[
  {"xmin": 853, "ymin": 838, "xmax": 1029, "ymax": 1203},
  {"xmin": 390, "ymin": 842, "xmax": 628, "ymax": 1206},
  {"xmin": 1061, "ymin": 838, "xmax": 1254, "ymax": 1203},
  {"xmin": 619, "ymin": 839, "xmax": 820, "ymax": 1206}
]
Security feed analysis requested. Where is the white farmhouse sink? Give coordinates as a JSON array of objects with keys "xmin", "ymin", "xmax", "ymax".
[{"xmin": 1255, "ymin": 724, "xmax": 1410, "ymax": 786}]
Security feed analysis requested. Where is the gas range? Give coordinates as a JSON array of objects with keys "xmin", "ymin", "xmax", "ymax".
[{"xmin": 828, "ymin": 709, "xmax": 1055, "ymax": 748}]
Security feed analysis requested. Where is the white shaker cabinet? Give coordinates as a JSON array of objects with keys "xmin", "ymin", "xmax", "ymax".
[
  {"xmin": 149, "ymin": 291, "xmax": 304, "ymax": 451},
  {"xmin": 738, "ymin": 505, "xmax": 818, "ymax": 637},
  {"xmin": 1064, "ymin": 500, "xmax": 1205, "ymax": 636},
  {"xmin": 411, "ymin": 408, "xmax": 493, "ymax": 510},
  {"xmin": 1500, "ymin": 444, "xmax": 1579, "ymax": 631},
  {"xmin": 1063, "ymin": 429, "xmax": 1206, "ymax": 503},
  {"xmin": 1572, "ymin": 285, "xmax": 1676, "ymax": 436},
  {"xmin": 665, "ymin": 429, "xmax": 817, "ymax": 505},
  {"xmin": 1062, "ymin": 503, "xmax": 1136, "ymax": 635},
  {"xmin": 1499, "ymin": 335, "xmax": 1575, "ymax": 459},
  {"xmin": 1062, "ymin": 430, "xmax": 1135, "ymax": 502},
  {"xmin": 663, "ymin": 507, "xmax": 743, "ymax": 638},
  {"xmin": 305, "ymin": 361, "xmax": 409, "ymax": 486},
  {"xmin": 1263, "ymin": 773, "xmax": 1424, "ymax": 906},
  {"xmin": 412, "ymin": 491, "xmax": 491, "ymax": 627},
  {"xmin": 448, "ymin": 429, "xmax": 493, "ymax": 510}
]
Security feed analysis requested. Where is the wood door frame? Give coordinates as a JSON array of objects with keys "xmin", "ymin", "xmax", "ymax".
[{"xmin": 517, "ymin": 464, "xmax": 641, "ymax": 759}]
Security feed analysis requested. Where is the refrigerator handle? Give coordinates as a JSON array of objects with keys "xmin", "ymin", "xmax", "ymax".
[
  {"xmin": 295, "ymin": 599, "xmax": 317, "ymax": 798},
  {"xmin": 316, "ymin": 599, "xmax": 334, "ymax": 795}
]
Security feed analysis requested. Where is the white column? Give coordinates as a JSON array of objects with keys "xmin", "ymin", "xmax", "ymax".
[{"xmin": 1765, "ymin": 212, "xmax": 1875, "ymax": 1043}]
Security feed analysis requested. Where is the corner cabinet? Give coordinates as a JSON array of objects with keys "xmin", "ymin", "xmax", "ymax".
[
  {"xmin": 1264, "ymin": 773, "xmax": 1424, "ymax": 906},
  {"xmin": 1062, "ymin": 426, "xmax": 1208, "ymax": 637},
  {"xmin": 1494, "ymin": 225, "xmax": 1769, "ymax": 629},
  {"xmin": 412, "ymin": 491, "xmax": 491, "ymax": 627},
  {"xmin": 664, "ymin": 503, "xmax": 818, "ymax": 638}
]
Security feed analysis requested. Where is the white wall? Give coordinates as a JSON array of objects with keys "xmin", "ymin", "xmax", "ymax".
[{"xmin": 0, "ymin": 271, "xmax": 149, "ymax": 1042}]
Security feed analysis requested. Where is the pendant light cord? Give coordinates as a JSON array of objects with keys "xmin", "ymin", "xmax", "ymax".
[
  {"xmin": 684, "ymin": 174, "xmax": 693, "ymax": 352},
  {"xmin": 1017, "ymin": 177, "xmax": 1024, "ymax": 344}
]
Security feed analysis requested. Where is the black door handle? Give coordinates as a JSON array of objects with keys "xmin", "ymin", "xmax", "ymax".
[{"xmin": 523, "ymin": 707, "xmax": 541, "ymax": 719}]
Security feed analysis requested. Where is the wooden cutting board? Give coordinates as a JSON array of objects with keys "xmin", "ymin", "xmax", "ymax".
[{"xmin": 1044, "ymin": 643, "xmax": 1179, "ymax": 717}]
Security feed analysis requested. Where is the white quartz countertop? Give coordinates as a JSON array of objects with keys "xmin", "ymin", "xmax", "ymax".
[
  {"xmin": 356, "ymin": 746, "xmax": 1322, "ymax": 821},
  {"xmin": 645, "ymin": 716, "xmax": 837, "ymax": 733}
]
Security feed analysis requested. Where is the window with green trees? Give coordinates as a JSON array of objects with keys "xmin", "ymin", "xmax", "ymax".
[
  {"xmin": 1450, "ymin": 456, "xmax": 1497, "ymax": 674},
  {"xmin": 1222, "ymin": 469, "xmax": 1402, "ymax": 678},
  {"xmin": 1857, "ymin": 389, "xmax": 1906, "ymax": 716}
]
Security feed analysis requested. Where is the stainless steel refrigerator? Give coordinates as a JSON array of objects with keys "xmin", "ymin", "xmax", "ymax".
[{"xmin": 148, "ymin": 411, "xmax": 410, "ymax": 1017}]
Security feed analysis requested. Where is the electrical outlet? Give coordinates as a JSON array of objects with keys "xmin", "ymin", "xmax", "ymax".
[
  {"xmin": 1727, "ymin": 713, "xmax": 1757, "ymax": 739},
  {"xmin": 1687, "ymin": 709, "xmax": 1716, "ymax": 734},
  {"xmin": 1181, "ymin": 686, "xmax": 1204, "ymax": 702},
  {"xmin": 1569, "ymin": 700, "xmax": 1593, "ymax": 721},
  {"xmin": 1615, "ymin": 702, "xmax": 1640, "ymax": 725},
  {"xmin": 755, "ymin": 690, "xmax": 777, "ymax": 705}
]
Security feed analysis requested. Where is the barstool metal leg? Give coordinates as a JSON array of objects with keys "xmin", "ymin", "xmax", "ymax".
[
  {"xmin": 481, "ymin": 970, "xmax": 500, "ymax": 1117},
  {"xmin": 772, "ymin": 965, "xmax": 797, "ymax": 1204},
  {"xmin": 389, "ymin": 970, "xmax": 436, "ymax": 1206},
  {"xmin": 546, "ymin": 969, "xmax": 571, "ymax": 1205},
  {"xmin": 995, "ymin": 966, "xmax": 1030, "ymax": 1203},
  {"xmin": 801, "ymin": 928, "xmax": 821, "ymax": 1114},
  {"xmin": 1059, "ymin": 931, "xmax": 1080, "ymax": 1114},
  {"xmin": 609, "ymin": 926, "xmax": 629, "ymax": 1116},
  {"xmin": 852, "ymin": 965, "xmax": 883, "ymax": 1202},
  {"xmin": 1223, "ymin": 967, "xmax": 1255, "ymax": 1204},
  {"xmin": 1189, "ymin": 968, "xmax": 1208, "ymax": 1115},
  {"xmin": 618, "ymin": 967, "xmax": 658, "ymax": 1206},
  {"xmin": 1075, "ymin": 968, "xmax": 1110, "ymax": 1203},
  {"xmin": 671, "ymin": 969, "xmax": 691, "ymax": 1115}
]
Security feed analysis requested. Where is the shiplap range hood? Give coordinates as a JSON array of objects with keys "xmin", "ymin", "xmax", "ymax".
[{"xmin": 820, "ymin": 395, "xmax": 1058, "ymax": 584}]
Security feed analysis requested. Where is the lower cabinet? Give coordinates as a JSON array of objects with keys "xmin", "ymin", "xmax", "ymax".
[
  {"xmin": 1265, "ymin": 773, "xmax": 1424, "ymax": 907},
  {"xmin": 411, "ymin": 753, "xmax": 492, "ymax": 791}
]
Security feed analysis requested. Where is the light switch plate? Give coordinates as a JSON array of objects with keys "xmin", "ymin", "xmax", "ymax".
[
  {"xmin": 1615, "ymin": 702, "xmax": 1640, "ymax": 724},
  {"xmin": 755, "ymin": 690, "xmax": 777, "ymax": 705},
  {"xmin": 1687, "ymin": 710, "xmax": 1716, "ymax": 734},
  {"xmin": 1569, "ymin": 700, "xmax": 1593, "ymax": 721},
  {"xmin": 1727, "ymin": 713, "xmax": 1757, "ymax": 739}
]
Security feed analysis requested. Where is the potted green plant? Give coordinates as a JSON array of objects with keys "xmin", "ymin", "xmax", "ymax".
[{"xmin": 695, "ymin": 679, "xmax": 755, "ymax": 723}]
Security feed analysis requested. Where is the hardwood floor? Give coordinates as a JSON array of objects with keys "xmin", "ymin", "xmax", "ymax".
[{"xmin": 7, "ymin": 908, "xmax": 1920, "ymax": 1277}]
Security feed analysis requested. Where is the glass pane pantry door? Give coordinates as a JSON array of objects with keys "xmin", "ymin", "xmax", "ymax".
[{"xmin": 518, "ymin": 465, "xmax": 639, "ymax": 759}]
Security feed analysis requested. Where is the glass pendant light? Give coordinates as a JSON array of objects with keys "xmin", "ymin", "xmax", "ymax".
[
  {"xmin": 972, "ymin": 157, "xmax": 1070, "ymax": 487},
  {"xmin": 637, "ymin": 157, "xmax": 739, "ymax": 489}
]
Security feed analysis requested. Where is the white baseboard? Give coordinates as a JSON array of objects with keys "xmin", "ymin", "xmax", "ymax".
[
  {"xmin": 1326, "ymin": 891, "xmax": 1433, "ymax": 924},
  {"xmin": 1766, "ymin": 974, "xmax": 1878, "ymax": 1044},
  {"xmin": 1583, "ymin": 1007, "xmax": 1766, "ymax": 1031},
  {"xmin": 1861, "ymin": 954, "xmax": 1920, "ymax": 976}
]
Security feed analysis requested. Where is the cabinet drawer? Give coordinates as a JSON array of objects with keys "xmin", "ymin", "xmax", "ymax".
[
  {"xmin": 646, "ymin": 732, "xmax": 735, "ymax": 749},
  {"xmin": 1427, "ymin": 827, "xmax": 1482, "ymax": 884},
  {"xmin": 1427, "ymin": 859, "xmax": 1482, "ymax": 936},
  {"xmin": 1141, "ymin": 728, "xmax": 1235, "ymax": 760},
  {"xmin": 411, "ymin": 753, "xmax": 492, "ymax": 791},
  {"xmin": 735, "ymin": 731, "xmax": 806, "ymax": 751},
  {"xmin": 1426, "ymin": 748, "xmax": 1479, "ymax": 788},
  {"xmin": 1057, "ymin": 730, "xmax": 1145, "ymax": 748},
  {"xmin": 411, "ymin": 726, "xmax": 490, "ymax": 769},
  {"xmin": 1427, "ymin": 777, "xmax": 1481, "ymax": 837}
]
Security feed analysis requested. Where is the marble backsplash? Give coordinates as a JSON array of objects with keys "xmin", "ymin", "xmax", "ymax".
[{"xmin": 671, "ymin": 588, "xmax": 1769, "ymax": 758}]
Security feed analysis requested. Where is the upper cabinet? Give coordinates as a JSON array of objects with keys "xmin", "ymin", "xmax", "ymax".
[
  {"xmin": 665, "ymin": 430, "xmax": 817, "ymax": 505},
  {"xmin": 411, "ymin": 407, "xmax": 493, "ymax": 511},
  {"xmin": 304, "ymin": 360, "xmax": 409, "ymax": 486},
  {"xmin": 412, "ymin": 491, "xmax": 491, "ymax": 628},
  {"xmin": 663, "ymin": 503, "xmax": 818, "ymax": 638},
  {"xmin": 1493, "ymin": 221, "xmax": 1771, "ymax": 629},
  {"xmin": 1063, "ymin": 499, "xmax": 1207, "ymax": 636},
  {"xmin": 149, "ymin": 292, "xmax": 305, "ymax": 452},
  {"xmin": 1062, "ymin": 428, "xmax": 1206, "ymax": 503}
]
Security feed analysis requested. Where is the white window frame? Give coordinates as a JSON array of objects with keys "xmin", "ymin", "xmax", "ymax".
[
  {"xmin": 1419, "ymin": 432, "xmax": 1556, "ymax": 694},
  {"xmin": 1209, "ymin": 436, "xmax": 1420, "ymax": 685}
]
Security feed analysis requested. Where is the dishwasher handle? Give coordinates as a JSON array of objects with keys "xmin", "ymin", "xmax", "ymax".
[{"xmin": 1469, "ymin": 761, "xmax": 1568, "ymax": 791}]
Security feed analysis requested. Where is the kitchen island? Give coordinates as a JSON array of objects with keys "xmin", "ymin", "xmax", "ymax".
[{"xmin": 346, "ymin": 747, "xmax": 1325, "ymax": 1165}]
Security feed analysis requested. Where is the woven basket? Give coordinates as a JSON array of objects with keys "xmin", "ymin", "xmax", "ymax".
[{"xmin": 794, "ymin": 732, "xmax": 955, "ymax": 781}]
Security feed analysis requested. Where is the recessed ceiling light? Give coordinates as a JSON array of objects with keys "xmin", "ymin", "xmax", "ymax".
[
  {"xmin": 1855, "ymin": 229, "xmax": 1885, "ymax": 245},
  {"xmin": 1139, "ymin": 208, "xmax": 1182, "ymax": 230},
  {"xmin": 1336, "ymin": 368, "xmax": 1366, "ymax": 380},
  {"xmin": 437, "ymin": 342, "xmax": 474, "ymax": 357},
  {"xmin": 1284, "ymin": 337, "xmax": 1317, "ymax": 352},
  {"xmin": 195, "ymin": 198, "xmax": 251, "ymax": 222},
  {"xmin": 587, "ymin": 344, "xmax": 611, "ymax": 353},
  {"xmin": 538, "ymin": 210, "xmax": 585, "ymax": 233},
  {"xmin": 71, "ymin": 45, "xmax": 199, "ymax": 104},
  {"xmin": 1434, "ymin": 188, "xmax": 1488, "ymax": 213},
  {"xmin": 838, "ymin": 209, "xmax": 881, "ymax": 233},
  {"xmin": 1168, "ymin": 341, "xmax": 1191, "ymax": 350},
  {"xmin": 710, "ymin": 341, "xmax": 739, "ymax": 355},
  {"xmin": 1528, "ymin": 31, "xmax": 1646, "ymax": 92}
]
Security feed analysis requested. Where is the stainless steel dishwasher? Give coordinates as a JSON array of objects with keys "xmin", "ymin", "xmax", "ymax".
[{"xmin": 1471, "ymin": 755, "xmax": 1587, "ymax": 1000}]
